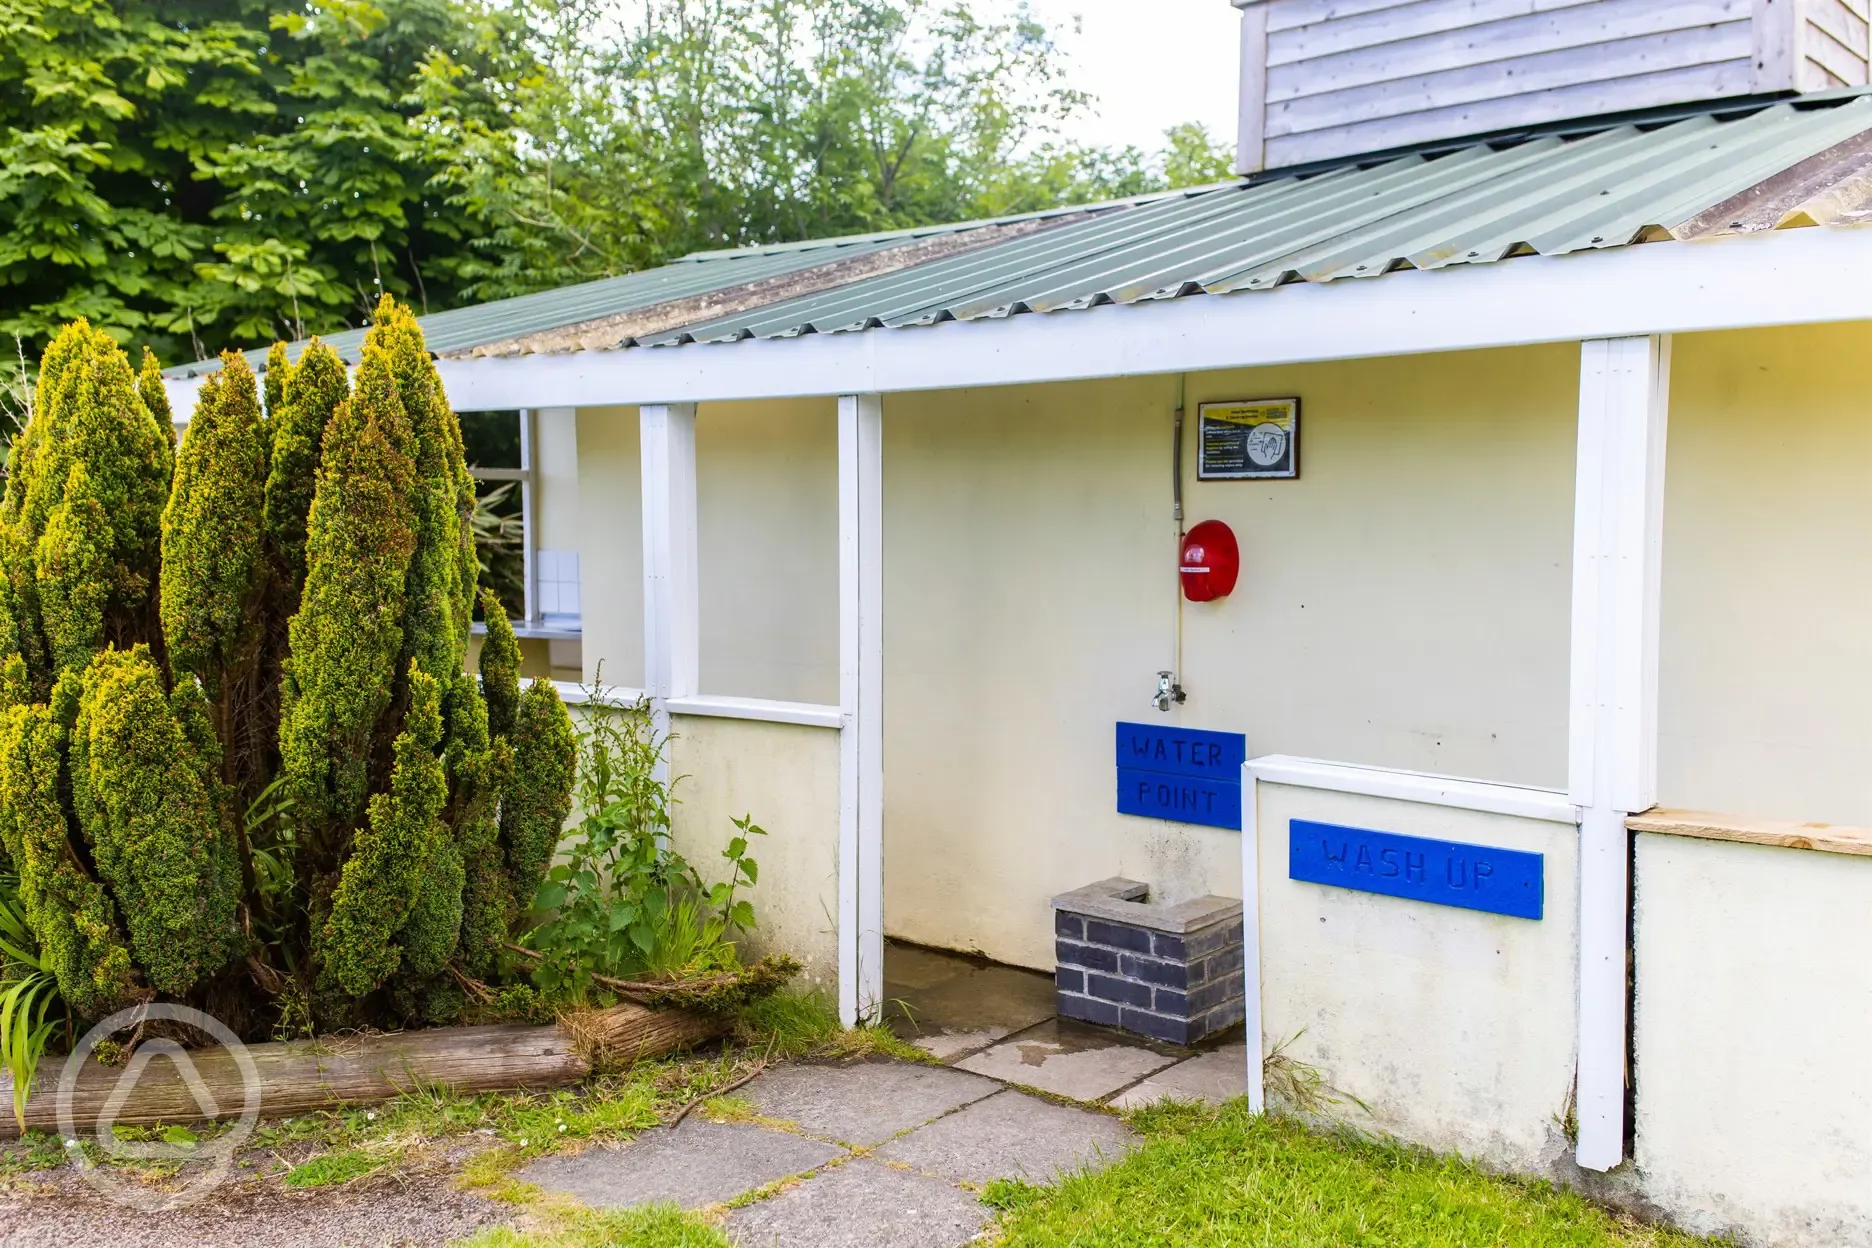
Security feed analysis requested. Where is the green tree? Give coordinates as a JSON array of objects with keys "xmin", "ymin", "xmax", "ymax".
[
  {"xmin": 418, "ymin": 0, "xmax": 1230, "ymax": 299},
  {"xmin": 4, "ymin": 320, "xmax": 173, "ymax": 687},
  {"xmin": 1, "ymin": 0, "xmax": 1235, "ymax": 358},
  {"xmin": 0, "ymin": 299, "xmax": 578, "ymax": 1034},
  {"xmin": 0, "ymin": 701, "xmax": 137, "ymax": 1017},
  {"xmin": 263, "ymin": 337, "xmax": 348, "ymax": 596},
  {"xmin": 68, "ymin": 647, "xmax": 239, "ymax": 995},
  {"xmin": 0, "ymin": 0, "xmax": 534, "ymax": 360},
  {"xmin": 161, "ymin": 351, "xmax": 266, "ymax": 690},
  {"xmin": 278, "ymin": 334, "xmax": 417, "ymax": 842},
  {"xmin": 1160, "ymin": 121, "xmax": 1235, "ymax": 190},
  {"xmin": 315, "ymin": 660, "xmax": 447, "ymax": 995}
]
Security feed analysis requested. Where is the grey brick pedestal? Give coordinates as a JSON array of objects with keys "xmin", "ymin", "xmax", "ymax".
[{"xmin": 1050, "ymin": 878, "xmax": 1245, "ymax": 1046}]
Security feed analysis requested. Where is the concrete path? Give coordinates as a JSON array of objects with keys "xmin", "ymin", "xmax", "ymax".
[
  {"xmin": 515, "ymin": 1039, "xmax": 1248, "ymax": 1248},
  {"xmin": 518, "ymin": 942, "xmax": 1249, "ymax": 1245}
]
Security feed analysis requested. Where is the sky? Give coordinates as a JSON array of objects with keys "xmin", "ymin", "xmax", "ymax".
[{"xmin": 1019, "ymin": 0, "xmax": 1243, "ymax": 153}]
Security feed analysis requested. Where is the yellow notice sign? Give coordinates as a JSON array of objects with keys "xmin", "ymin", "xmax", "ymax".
[{"xmin": 1196, "ymin": 398, "xmax": 1299, "ymax": 480}]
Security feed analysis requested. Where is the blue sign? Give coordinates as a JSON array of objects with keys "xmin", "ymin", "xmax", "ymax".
[
  {"xmin": 1115, "ymin": 721, "xmax": 1246, "ymax": 778},
  {"xmin": 1118, "ymin": 768, "xmax": 1243, "ymax": 829},
  {"xmin": 1114, "ymin": 722, "xmax": 1246, "ymax": 831},
  {"xmin": 1288, "ymin": 819, "xmax": 1543, "ymax": 920}
]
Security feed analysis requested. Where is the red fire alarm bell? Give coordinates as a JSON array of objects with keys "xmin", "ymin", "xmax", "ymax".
[{"xmin": 1179, "ymin": 520, "xmax": 1239, "ymax": 602}]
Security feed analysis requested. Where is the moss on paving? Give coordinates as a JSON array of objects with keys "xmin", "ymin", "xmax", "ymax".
[
  {"xmin": 457, "ymin": 1200, "xmax": 729, "ymax": 1248},
  {"xmin": 982, "ymin": 1100, "xmax": 1721, "ymax": 1248}
]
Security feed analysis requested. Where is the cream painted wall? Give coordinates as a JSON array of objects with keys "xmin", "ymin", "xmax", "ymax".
[
  {"xmin": 570, "ymin": 399, "xmax": 838, "ymax": 700},
  {"xmin": 1258, "ymin": 783, "xmax": 1579, "ymax": 1172},
  {"xmin": 696, "ymin": 398, "xmax": 839, "ymax": 706},
  {"xmin": 534, "ymin": 407, "xmax": 581, "ymax": 552},
  {"xmin": 574, "ymin": 405, "xmax": 645, "ymax": 689},
  {"xmin": 1634, "ymin": 833, "xmax": 1872, "ymax": 1245},
  {"xmin": 668, "ymin": 715, "xmax": 841, "ymax": 989},
  {"xmin": 884, "ymin": 348, "xmax": 1577, "ymax": 968},
  {"xmin": 1660, "ymin": 322, "xmax": 1872, "ymax": 825}
]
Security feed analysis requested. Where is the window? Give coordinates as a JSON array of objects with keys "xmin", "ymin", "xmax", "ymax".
[
  {"xmin": 462, "ymin": 410, "xmax": 526, "ymax": 618},
  {"xmin": 461, "ymin": 410, "xmax": 581, "ymax": 649}
]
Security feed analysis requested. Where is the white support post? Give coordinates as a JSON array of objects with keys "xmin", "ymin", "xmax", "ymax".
[
  {"xmin": 641, "ymin": 403, "xmax": 700, "ymax": 791},
  {"xmin": 1239, "ymin": 771, "xmax": 1266, "ymax": 1115},
  {"xmin": 519, "ymin": 408, "xmax": 540, "ymax": 624},
  {"xmin": 838, "ymin": 394, "xmax": 885, "ymax": 1027},
  {"xmin": 1567, "ymin": 335, "xmax": 1670, "ymax": 1172}
]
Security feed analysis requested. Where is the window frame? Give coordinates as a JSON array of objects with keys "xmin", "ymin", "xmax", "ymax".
[{"xmin": 467, "ymin": 408, "xmax": 538, "ymax": 625}]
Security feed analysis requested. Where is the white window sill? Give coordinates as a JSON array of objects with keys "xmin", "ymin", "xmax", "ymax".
[{"xmin": 472, "ymin": 618, "xmax": 583, "ymax": 642}]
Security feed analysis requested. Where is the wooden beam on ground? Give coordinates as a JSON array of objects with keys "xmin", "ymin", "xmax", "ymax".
[{"xmin": 1, "ymin": 1003, "xmax": 727, "ymax": 1139}]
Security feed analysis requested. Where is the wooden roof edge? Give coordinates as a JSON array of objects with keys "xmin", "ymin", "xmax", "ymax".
[
  {"xmin": 1628, "ymin": 807, "xmax": 1872, "ymax": 858},
  {"xmin": 1673, "ymin": 125, "xmax": 1872, "ymax": 239}
]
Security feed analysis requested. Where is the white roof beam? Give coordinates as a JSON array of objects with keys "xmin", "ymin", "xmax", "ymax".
[{"xmin": 163, "ymin": 225, "xmax": 1872, "ymax": 418}]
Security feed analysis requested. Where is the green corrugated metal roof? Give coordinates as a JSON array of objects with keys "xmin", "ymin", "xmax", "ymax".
[
  {"xmin": 166, "ymin": 195, "xmax": 1170, "ymax": 379},
  {"xmin": 165, "ymin": 235, "xmax": 909, "ymax": 378},
  {"xmin": 165, "ymin": 94, "xmax": 1872, "ymax": 378},
  {"xmin": 632, "ymin": 97, "xmax": 1872, "ymax": 348}
]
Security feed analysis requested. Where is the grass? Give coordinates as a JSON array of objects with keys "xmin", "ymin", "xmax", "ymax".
[
  {"xmin": 0, "ymin": 988, "xmax": 872, "ymax": 1200},
  {"xmin": 730, "ymin": 991, "xmax": 929, "ymax": 1063},
  {"xmin": 982, "ymin": 1101, "xmax": 1721, "ymax": 1248},
  {"xmin": 458, "ymin": 1200, "xmax": 729, "ymax": 1248},
  {"xmin": 0, "ymin": 994, "xmax": 1730, "ymax": 1248},
  {"xmin": 282, "ymin": 1146, "xmax": 388, "ymax": 1189}
]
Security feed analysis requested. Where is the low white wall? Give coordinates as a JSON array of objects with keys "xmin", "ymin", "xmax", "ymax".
[
  {"xmin": 667, "ymin": 714, "xmax": 841, "ymax": 989},
  {"xmin": 1255, "ymin": 781, "xmax": 1579, "ymax": 1172},
  {"xmin": 1634, "ymin": 833, "xmax": 1872, "ymax": 1246}
]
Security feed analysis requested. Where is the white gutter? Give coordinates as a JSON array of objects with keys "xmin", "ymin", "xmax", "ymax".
[{"xmin": 164, "ymin": 225, "xmax": 1872, "ymax": 419}]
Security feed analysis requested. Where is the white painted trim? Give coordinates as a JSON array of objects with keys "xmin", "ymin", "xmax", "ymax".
[
  {"xmin": 837, "ymin": 393, "xmax": 885, "ymax": 1027},
  {"xmin": 519, "ymin": 408, "xmax": 539, "ymax": 623},
  {"xmin": 1246, "ymin": 755, "xmax": 1579, "ymax": 824},
  {"xmin": 551, "ymin": 680, "xmax": 649, "ymax": 707},
  {"xmin": 640, "ymin": 402, "xmax": 699, "ymax": 799},
  {"xmin": 639, "ymin": 403, "xmax": 700, "ymax": 704},
  {"xmin": 166, "ymin": 372, "xmax": 207, "ymax": 419},
  {"xmin": 421, "ymin": 228, "xmax": 1872, "ymax": 414},
  {"xmin": 1567, "ymin": 335, "xmax": 1671, "ymax": 1173},
  {"xmin": 665, "ymin": 694, "xmax": 843, "ymax": 730},
  {"xmin": 1240, "ymin": 774, "xmax": 1267, "ymax": 1115},
  {"xmin": 555, "ymin": 684, "xmax": 839, "ymax": 732}
]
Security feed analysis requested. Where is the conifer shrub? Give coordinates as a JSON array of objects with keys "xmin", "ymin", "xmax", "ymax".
[{"xmin": 0, "ymin": 298, "xmax": 578, "ymax": 1036}]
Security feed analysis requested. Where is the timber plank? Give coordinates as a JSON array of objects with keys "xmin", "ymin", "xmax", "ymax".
[
  {"xmin": 1629, "ymin": 808, "xmax": 1872, "ymax": 857},
  {"xmin": 1, "ymin": 1004, "xmax": 727, "ymax": 1138}
]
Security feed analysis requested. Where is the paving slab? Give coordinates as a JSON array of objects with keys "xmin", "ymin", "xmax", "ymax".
[
  {"xmin": 1110, "ymin": 1041, "xmax": 1251, "ymax": 1108},
  {"xmin": 723, "ymin": 1157, "xmax": 988, "ymax": 1248},
  {"xmin": 884, "ymin": 942, "xmax": 974, "ymax": 992},
  {"xmin": 743, "ymin": 1060, "xmax": 1000, "ymax": 1146},
  {"xmin": 875, "ymin": 1088, "xmax": 1136, "ymax": 1186},
  {"xmin": 906, "ymin": 1026, "xmax": 1013, "ymax": 1062},
  {"xmin": 515, "ymin": 1117, "xmax": 842, "ymax": 1210},
  {"xmin": 955, "ymin": 1017, "xmax": 1179, "ymax": 1101},
  {"xmin": 886, "ymin": 954, "xmax": 1057, "ymax": 1063}
]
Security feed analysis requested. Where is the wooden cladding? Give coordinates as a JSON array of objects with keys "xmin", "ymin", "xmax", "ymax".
[{"xmin": 1236, "ymin": 0, "xmax": 1872, "ymax": 171}]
